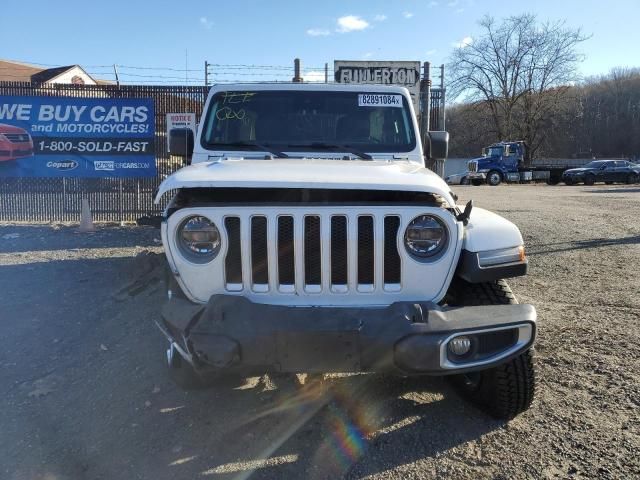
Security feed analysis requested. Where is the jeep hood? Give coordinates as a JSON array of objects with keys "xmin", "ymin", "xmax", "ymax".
[{"xmin": 154, "ymin": 158, "xmax": 455, "ymax": 206}]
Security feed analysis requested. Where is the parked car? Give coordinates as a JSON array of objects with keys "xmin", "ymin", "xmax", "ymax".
[
  {"xmin": 0, "ymin": 124, "xmax": 34, "ymax": 162},
  {"xmin": 562, "ymin": 160, "xmax": 640, "ymax": 185},
  {"xmin": 445, "ymin": 171, "xmax": 469, "ymax": 185},
  {"xmin": 154, "ymin": 83, "xmax": 537, "ymax": 420}
]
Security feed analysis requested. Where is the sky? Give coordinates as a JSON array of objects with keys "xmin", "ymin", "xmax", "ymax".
[{"xmin": 2, "ymin": 0, "xmax": 640, "ymax": 85}]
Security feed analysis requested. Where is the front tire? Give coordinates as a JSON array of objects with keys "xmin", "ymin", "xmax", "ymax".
[
  {"xmin": 486, "ymin": 170, "xmax": 503, "ymax": 186},
  {"xmin": 584, "ymin": 174, "xmax": 595, "ymax": 186},
  {"xmin": 627, "ymin": 173, "xmax": 639, "ymax": 184},
  {"xmin": 446, "ymin": 279, "xmax": 536, "ymax": 419}
]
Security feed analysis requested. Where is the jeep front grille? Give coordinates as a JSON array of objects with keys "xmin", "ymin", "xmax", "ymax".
[
  {"xmin": 223, "ymin": 213, "xmax": 403, "ymax": 294},
  {"xmin": 468, "ymin": 161, "xmax": 477, "ymax": 172}
]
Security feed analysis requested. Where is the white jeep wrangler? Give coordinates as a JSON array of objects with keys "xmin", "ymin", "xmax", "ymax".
[{"xmin": 155, "ymin": 83, "xmax": 536, "ymax": 419}]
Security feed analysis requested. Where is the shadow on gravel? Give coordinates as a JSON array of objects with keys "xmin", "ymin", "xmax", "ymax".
[
  {"xmin": 164, "ymin": 374, "xmax": 500, "ymax": 479},
  {"xmin": 528, "ymin": 234, "xmax": 640, "ymax": 256},
  {"xmin": 584, "ymin": 187, "xmax": 640, "ymax": 194},
  {"xmin": 0, "ymin": 224, "xmax": 159, "ymax": 253}
]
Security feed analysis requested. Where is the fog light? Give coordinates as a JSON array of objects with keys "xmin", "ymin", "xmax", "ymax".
[{"xmin": 448, "ymin": 336, "xmax": 472, "ymax": 356}]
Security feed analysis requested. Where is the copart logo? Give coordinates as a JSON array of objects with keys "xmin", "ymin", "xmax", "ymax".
[
  {"xmin": 46, "ymin": 160, "xmax": 78, "ymax": 171},
  {"xmin": 94, "ymin": 161, "xmax": 115, "ymax": 171}
]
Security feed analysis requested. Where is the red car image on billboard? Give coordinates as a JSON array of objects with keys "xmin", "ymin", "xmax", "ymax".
[{"xmin": 0, "ymin": 123, "xmax": 34, "ymax": 162}]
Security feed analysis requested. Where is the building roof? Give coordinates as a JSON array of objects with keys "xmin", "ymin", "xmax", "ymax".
[
  {"xmin": 0, "ymin": 59, "xmax": 42, "ymax": 82},
  {"xmin": 30, "ymin": 65, "xmax": 77, "ymax": 83},
  {"xmin": 0, "ymin": 59, "xmax": 112, "ymax": 84}
]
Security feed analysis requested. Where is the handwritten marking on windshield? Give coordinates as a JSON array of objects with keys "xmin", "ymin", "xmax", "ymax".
[
  {"xmin": 221, "ymin": 92, "xmax": 256, "ymax": 104},
  {"xmin": 216, "ymin": 107, "xmax": 246, "ymax": 121}
]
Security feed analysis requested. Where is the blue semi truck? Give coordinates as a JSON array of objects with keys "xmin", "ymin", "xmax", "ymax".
[{"xmin": 466, "ymin": 141, "xmax": 587, "ymax": 186}]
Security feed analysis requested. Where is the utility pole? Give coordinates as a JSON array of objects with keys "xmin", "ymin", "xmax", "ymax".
[
  {"xmin": 204, "ymin": 61, "xmax": 210, "ymax": 86},
  {"xmin": 439, "ymin": 64, "xmax": 446, "ymax": 129},
  {"xmin": 113, "ymin": 64, "xmax": 120, "ymax": 86},
  {"xmin": 324, "ymin": 63, "xmax": 328, "ymax": 83},
  {"xmin": 420, "ymin": 62, "xmax": 432, "ymax": 169},
  {"xmin": 292, "ymin": 58, "xmax": 303, "ymax": 82}
]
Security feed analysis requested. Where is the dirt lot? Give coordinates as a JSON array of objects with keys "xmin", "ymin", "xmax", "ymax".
[{"xmin": 0, "ymin": 185, "xmax": 638, "ymax": 480}]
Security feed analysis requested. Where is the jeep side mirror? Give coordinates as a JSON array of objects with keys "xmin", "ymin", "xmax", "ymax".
[
  {"xmin": 428, "ymin": 131, "xmax": 449, "ymax": 160},
  {"xmin": 169, "ymin": 128, "xmax": 195, "ymax": 163}
]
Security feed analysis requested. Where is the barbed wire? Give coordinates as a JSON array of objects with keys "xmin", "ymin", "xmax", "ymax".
[{"xmin": 1, "ymin": 60, "xmax": 331, "ymax": 73}]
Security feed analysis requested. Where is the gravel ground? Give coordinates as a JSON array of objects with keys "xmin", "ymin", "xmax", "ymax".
[{"xmin": 0, "ymin": 184, "xmax": 638, "ymax": 480}]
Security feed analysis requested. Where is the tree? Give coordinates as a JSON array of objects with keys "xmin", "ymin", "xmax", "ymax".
[{"xmin": 449, "ymin": 14, "xmax": 588, "ymax": 164}]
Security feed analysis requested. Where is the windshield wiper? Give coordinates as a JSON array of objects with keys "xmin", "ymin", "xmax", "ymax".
[
  {"xmin": 286, "ymin": 142, "xmax": 373, "ymax": 160},
  {"xmin": 206, "ymin": 141, "xmax": 289, "ymax": 158}
]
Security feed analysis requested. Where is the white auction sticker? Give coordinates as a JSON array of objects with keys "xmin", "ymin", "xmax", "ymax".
[{"xmin": 358, "ymin": 94, "xmax": 403, "ymax": 107}]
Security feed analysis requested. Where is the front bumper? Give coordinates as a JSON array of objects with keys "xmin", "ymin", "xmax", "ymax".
[
  {"xmin": 467, "ymin": 172, "xmax": 487, "ymax": 180},
  {"xmin": 158, "ymin": 295, "xmax": 536, "ymax": 376}
]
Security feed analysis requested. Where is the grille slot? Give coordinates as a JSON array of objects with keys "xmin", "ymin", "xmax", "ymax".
[
  {"xmin": 357, "ymin": 216, "xmax": 375, "ymax": 286},
  {"xmin": 224, "ymin": 217, "xmax": 242, "ymax": 287},
  {"xmin": 304, "ymin": 216, "xmax": 322, "ymax": 287},
  {"xmin": 277, "ymin": 216, "xmax": 295, "ymax": 287},
  {"xmin": 384, "ymin": 216, "xmax": 401, "ymax": 285},
  {"xmin": 331, "ymin": 216, "xmax": 348, "ymax": 287},
  {"xmin": 250, "ymin": 216, "xmax": 269, "ymax": 288}
]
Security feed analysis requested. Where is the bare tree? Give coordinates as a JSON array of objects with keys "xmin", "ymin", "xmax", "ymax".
[{"xmin": 449, "ymin": 14, "xmax": 588, "ymax": 164}]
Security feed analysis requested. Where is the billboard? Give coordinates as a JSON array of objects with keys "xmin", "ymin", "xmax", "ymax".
[
  {"xmin": 0, "ymin": 95, "xmax": 155, "ymax": 177},
  {"xmin": 334, "ymin": 60, "xmax": 422, "ymax": 110}
]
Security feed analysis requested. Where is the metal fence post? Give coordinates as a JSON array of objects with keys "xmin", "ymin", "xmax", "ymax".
[{"xmin": 293, "ymin": 58, "xmax": 303, "ymax": 82}]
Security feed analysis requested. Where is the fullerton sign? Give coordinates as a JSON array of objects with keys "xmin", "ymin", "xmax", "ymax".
[{"xmin": 334, "ymin": 60, "xmax": 421, "ymax": 110}]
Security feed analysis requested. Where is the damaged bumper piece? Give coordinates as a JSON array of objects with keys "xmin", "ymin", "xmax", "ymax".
[{"xmin": 158, "ymin": 295, "xmax": 536, "ymax": 376}]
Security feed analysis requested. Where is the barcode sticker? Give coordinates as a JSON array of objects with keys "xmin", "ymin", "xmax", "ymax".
[{"xmin": 358, "ymin": 94, "xmax": 403, "ymax": 108}]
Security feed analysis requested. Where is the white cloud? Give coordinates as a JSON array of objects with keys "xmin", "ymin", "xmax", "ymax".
[
  {"xmin": 456, "ymin": 8, "xmax": 465, "ymax": 13},
  {"xmin": 304, "ymin": 71, "xmax": 326, "ymax": 82},
  {"xmin": 403, "ymin": 11, "xmax": 414, "ymax": 19},
  {"xmin": 199, "ymin": 17, "xmax": 213, "ymax": 29},
  {"xmin": 336, "ymin": 15, "xmax": 369, "ymax": 33},
  {"xmin": 447, "ymin": 0, "xmax": 459, "ymax": 6},
  {"xmin": 306, "ymin": 28, "xmax": 331, "ymax": 36},
  {"xmin": 452, "ymin": 36, "xmax": 473, "ymax": 48},
  {"xmin": 374, "ymin": 14, "xmax": 387, "ymax": 22},
  {"xmin": 363, "ymin": 52, "xmax": 373, "ymax": 59},
  {"xmin": 426, "ymin": 49, "xmax": 437, "ymax": 55},
  {"xmin": 428, "ymin": 1, "xmax": 439, "ymax": 6}
]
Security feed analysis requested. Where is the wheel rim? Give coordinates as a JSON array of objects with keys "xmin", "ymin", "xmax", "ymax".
[{"xmin": 489, "ymin": 173, "xmax": 501, "ymax": 185}]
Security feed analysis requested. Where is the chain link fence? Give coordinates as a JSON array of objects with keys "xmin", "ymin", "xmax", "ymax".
[{"xmin": 0, "ymin": 82, "xmax": 208, "ymax": 222}]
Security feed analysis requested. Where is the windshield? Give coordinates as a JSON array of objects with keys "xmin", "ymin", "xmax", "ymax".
[
  {"xmin": 487, "ymin": 146, "xmax": 504, "ymax": 157},
  {"xmin": 201, "ymin": 90, "xmax": 416, "ymax": 154}
]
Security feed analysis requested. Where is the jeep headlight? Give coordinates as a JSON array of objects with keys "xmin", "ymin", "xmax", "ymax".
[
  {"xmin": 404, "ymin": 215, "xmax": 448, "ymax": 258},
  {"xmin": 177, "ymin": 215, "xmax": 221, "ymax": 263}
]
